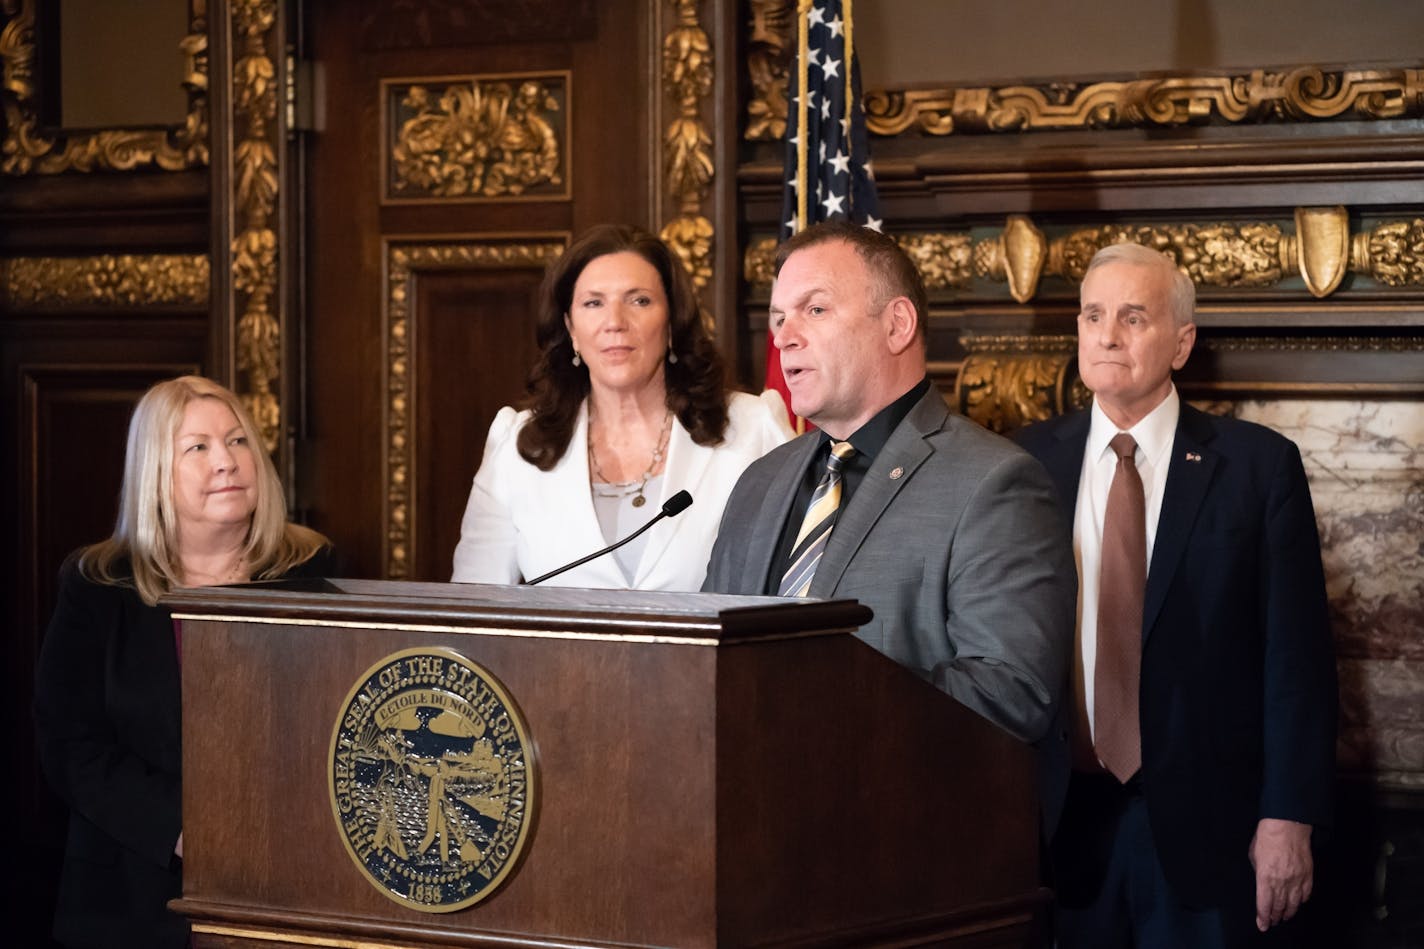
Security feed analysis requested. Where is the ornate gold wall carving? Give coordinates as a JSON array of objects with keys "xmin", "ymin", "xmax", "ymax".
[
  {"xmin": 385, "ymin": 74, "xmax": 568, "ymax": 201},
  {"xmin": 1357, "ymin": 219, "xmax": 1424, "ymax": 288},
  {"xmin": 745, "ymin": 0, "xmax": 791, "ymax": 140},
  {"xmin": 952, "ymin": 332, "xmax": 1424, "ymax": 432},
  {"xmin": 383, "ymin": 238, "xmax": 566, "ymax": 579},
  {"xmin": 1, "ymin": 254, "xmax": 210, "ymax": 307},
  {"xmin": 1050, "ymin": 222, "xmax": 1287, "ymax": 288},
  {"xmin": 1295, "ymin": 207, "xmax": 1350, "ymax": 297},
  {"xmin": 902, "ymin": 232, "xmax": 974, "ymax": 290},
  {"xmin": 0, "ymin": 0, "xmax": 209, "ymax": 174},
  {"xmin": 737, "ymin": 0, "xmax": 1424, "ymax": 144},
  {"xmin": 743, "ymin": 236, "xmax": 776, "ymax": 288},
  {"xmin": 660, "ymin": 0, "xmax": 715, "ymax": 308},
  {"xmin": 864, "ymin": 65, "xmax": 1424, "ymax": 137},
  {"xmin": 229, "ymin": 0, "xmax": 281, "ymax": 452},
  {"xmin": 745, "ymin": 232, "xmax": 975, "ymax": 290},
  {"xmin": 954, "ymin": 334, "xmax": 1083, "ymax": 433},
  {"xmin": 744, "ymin": 209, "xmax": 1424, "ymax": 300}
]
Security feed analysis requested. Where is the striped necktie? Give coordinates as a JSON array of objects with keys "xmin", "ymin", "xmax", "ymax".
[{"xmin": 778, "ymin": 441, "xmax": 856, "ymax": 597}]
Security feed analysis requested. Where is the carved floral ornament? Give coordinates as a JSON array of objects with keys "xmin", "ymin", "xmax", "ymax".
[
  {"xmin": 386, "ymin": 75, "xmax": 567, "ymax": 201},
  {"xmin": 0, "ymin": 254, "xmax": 210, "ymax": 307},
  {"xmin": 950, "ymin": 331, "xmax": 1424, "ymax": 435},
  {"xmin": 659, "ymin": 0, "xmax": 716, "ymax": 307},
  {"xmin": 954, "ymin": 341, "xmax": 1088, "ymax": 436},
  {"xmin": 228, "ymin": 0, "xmax": 282, "ymax": 453},
  {"xmin": 740, "ymin": 1, "xmax": 1424, "ymax": 142},
  {"xmin": 745, "ymin": 208, "xmax": 1424, "ymax": 301},
  {"xmin": 0, "ymin": 0, "xmax": 209, "ymax": 174},
  {"xmin": 861, "ymin": 66, "xmax": 1424, "ymax": 136}
]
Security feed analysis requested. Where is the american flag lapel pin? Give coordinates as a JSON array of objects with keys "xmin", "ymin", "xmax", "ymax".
[{"xmin": 1185, "ymin": 451, "xmax": 1202, "ymax": 463}]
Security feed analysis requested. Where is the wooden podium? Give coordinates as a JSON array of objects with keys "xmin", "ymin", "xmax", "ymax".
[{"xmin": 166, "ymin": 579, "xmax": 1047, "ymax": 948}]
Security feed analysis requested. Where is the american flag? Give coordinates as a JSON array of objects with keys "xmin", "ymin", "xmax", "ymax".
[{"xmin": 767, "ymin": 0, "xmax": 882, "ymax": 431}]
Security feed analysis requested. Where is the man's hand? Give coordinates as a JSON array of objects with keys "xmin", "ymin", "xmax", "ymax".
[{"xmin": 1249, "ymin": 818, "xmax": 1313, "ymax": 931}]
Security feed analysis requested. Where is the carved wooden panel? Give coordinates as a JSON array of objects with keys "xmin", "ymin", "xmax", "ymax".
[
  {"xmin": 304, "ymin": 0, "xmax": 655, "ymax": 580},
  {"xmin": 2, "ymin": 348, "xmax": 202, "ymax": 947},
  {"xmin": 381, "ymin": 73, "xmax": 571, "ymax": 204},
  {"xmin": 382, "ymin": 237, "xmax": 565, "ymax": 580},
  {"xmin": 357, "ymin": 0, "xmax": 598, "ymax": 50}
]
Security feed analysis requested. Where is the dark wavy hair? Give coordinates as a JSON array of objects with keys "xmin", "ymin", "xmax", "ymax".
[{"xmin": 517, "ymin": 224, "xmax": 730, "ymax": 470}]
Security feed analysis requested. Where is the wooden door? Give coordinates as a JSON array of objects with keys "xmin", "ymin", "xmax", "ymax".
[{"xmin": 302, "ymin": 0, "xmax": 658, "ymax": 581}]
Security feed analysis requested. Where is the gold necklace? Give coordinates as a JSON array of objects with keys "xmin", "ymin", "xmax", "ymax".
[
  {"xmin": 588, "ymin": 409, "xmax": 673, "ymax": 508},
  {"xmin": 181, "ymin": 556, "xmax": 249, "ymax": 586}
]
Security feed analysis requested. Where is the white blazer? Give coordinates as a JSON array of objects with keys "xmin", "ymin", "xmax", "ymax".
[{"xmin": 451, "ymin": 390, "xmax": 791, "ymax": 590}]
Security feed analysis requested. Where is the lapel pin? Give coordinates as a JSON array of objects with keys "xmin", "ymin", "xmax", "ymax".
[
  {"xmin": 1185, "ymin": 451, "xmax": 1202, "ymax": 463},
  {"xmin": 889, "ymin": 466, "xmax": 904, "ymax": 480}
]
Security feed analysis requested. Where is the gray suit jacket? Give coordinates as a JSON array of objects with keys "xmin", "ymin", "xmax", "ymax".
[{"xmin": 704, "ymin": 389, "xmax": 1076, "ymax": 817}]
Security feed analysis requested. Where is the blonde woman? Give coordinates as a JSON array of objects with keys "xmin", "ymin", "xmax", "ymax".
[{"xmin": 34, "ymin": 375, "xmax": 331, "ymax": 948}]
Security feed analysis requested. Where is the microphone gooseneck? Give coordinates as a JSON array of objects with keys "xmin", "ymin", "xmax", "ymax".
[{"xmin": 523, "ymin": 490, "xmax": 694, "ymax": 586}]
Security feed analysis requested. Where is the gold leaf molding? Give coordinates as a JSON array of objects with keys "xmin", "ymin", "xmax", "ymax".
[
  {"xmin": 745, "ymin": 209, "xmax": 1424, "ymax": 301},
  {"xmin": 0, "ymin": 0, "xmax": 209, "ymax": 174},
  {"xmin": 745, "ymin": 0, "xmax": 791, "ymax": 140},
  {"xmin": 956, "ymin": 347, "xmax": 1085, "ymax": 436},
  {"xmin": 660, "ymin": 0, "xmax": 715, "ymax": 311},
  {"xmin": 383, "ymin": 238, "xmax": 566, "ymax": 579},
  {"xmin": 951, "ymin": 333, "xmax": 1424, "ymax": 433},
  {"xmin": 863, "ymin": 66, "xmax": 1424, "ymax": 136},
  {"xmin": 386, "ymin": 75, "xmax": 567, "ymax": 201},
  {"xmin": 1, "ymin": 254, "xmax": 210, "ymax": 307},
  {"xmin": 229, "ymin": 0, "xmax": 281, "ymax": 452},
  {"xmin": 739, "ymin": 0, "xmax": 1424, "ymax": 144}
]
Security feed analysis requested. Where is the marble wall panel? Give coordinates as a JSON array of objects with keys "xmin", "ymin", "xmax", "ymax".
[{"xmin": 1221, "ymin": 400, "xmax": 1424, "ymax": 788}]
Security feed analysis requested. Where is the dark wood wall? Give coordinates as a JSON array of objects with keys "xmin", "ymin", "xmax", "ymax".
[
  {"xmin": 0, "ymin": 172, "xmax": 210, "ymax": 949},
  {"xmin": 302, "ymin": 0, "xmax": 659, "ymax": 583},
  {"xmin": 4, "ymin": 1, "xmax": 1422, "ymax": 945},
  {"xmin": 1, "ymin": 0, "xmax": 669, "ymax": 938}
]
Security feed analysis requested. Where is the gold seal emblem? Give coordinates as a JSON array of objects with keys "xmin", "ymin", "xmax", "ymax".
[{"xmin": 329, "ymin": 647, "xmax": 536, "ymax": 912}]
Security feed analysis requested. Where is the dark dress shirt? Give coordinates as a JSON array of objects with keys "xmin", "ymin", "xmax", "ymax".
[{"xmin": 765, "ymin": 377, "xmax": 932, "ymax": 594}]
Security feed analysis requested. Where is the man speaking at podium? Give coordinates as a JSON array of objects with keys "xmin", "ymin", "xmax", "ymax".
[{"xmin": 704, "ymin": 221, "xmax": 1077, "ymax": 823}]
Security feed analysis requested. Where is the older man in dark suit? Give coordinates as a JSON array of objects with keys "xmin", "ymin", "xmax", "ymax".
[
  {"xmin": 704, "ymin": 221, "xmax": 1077, "ymax": 822},
  {"xmin": 1015, "ymin": 242, "xmax": 1337, "ymax": 947}
]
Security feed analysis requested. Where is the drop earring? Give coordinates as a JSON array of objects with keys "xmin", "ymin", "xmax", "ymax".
[
  {"xmin": 572, "ymin": 351, "xmax": 582, "ymax": 367},
  {"xmin": 667, "ymin": 349, "xmax": 678, "ymax": 365}
]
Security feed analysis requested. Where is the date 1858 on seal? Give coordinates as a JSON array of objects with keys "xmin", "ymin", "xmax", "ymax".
[{"xmin": 329, "ymin": 647, "xmax": 536, "ymax": 912}]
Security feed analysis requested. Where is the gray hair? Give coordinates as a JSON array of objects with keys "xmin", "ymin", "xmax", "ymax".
[{"xmin": 1084, "ymin": 242, "xmax": 1196, "ymax": 327}]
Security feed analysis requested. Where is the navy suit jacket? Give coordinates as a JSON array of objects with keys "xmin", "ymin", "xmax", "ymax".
[{"xmin": 1016, "ymin": 403, "xmax": 1336, "ymax": 909}]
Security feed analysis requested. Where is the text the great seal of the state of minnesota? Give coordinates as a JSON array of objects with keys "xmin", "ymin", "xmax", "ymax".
[{"xmin": 329, "ymin": 647, "xmax": 536, "ymax": 912}]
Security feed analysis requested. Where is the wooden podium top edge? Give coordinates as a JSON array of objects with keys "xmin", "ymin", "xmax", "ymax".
[{"xmin": 161, "ymin": 578, "xmax": 875, "ymax": 644}]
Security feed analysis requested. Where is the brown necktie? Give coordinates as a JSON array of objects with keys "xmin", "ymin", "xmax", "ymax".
[{"xmin": 1095, "ymin": 433, "xmax": 1145, "ymax": 783}]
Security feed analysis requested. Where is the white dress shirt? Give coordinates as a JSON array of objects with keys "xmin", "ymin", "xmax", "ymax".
[{"xmin": 1074, "ymin": 387, "xmax": 1180, "ymax": 740}]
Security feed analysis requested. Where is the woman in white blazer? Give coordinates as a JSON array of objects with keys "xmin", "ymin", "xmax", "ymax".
[{"xmin": 452, "ymin": 224, "xmax": 790, "ymax": 590}]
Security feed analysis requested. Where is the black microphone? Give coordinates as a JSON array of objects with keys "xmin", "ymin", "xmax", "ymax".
[{"xmin": 523, "ymin": 490, "xmax": 694, "ymax": 586}]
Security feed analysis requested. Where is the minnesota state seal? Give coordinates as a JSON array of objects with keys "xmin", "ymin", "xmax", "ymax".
[{"xmin": 329, "ymin": 647, "xmax": 536, "ymax": 911}]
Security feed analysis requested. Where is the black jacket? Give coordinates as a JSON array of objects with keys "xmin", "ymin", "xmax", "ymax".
[{"xmin": 34, "ymin": 548, "xmax": 332, "ymax": 948}]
